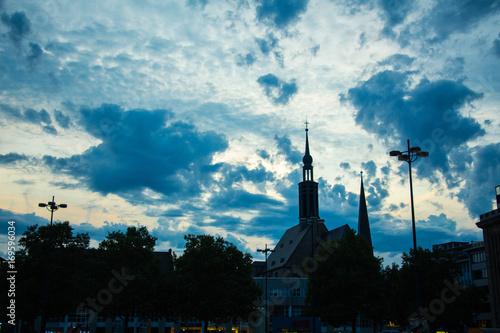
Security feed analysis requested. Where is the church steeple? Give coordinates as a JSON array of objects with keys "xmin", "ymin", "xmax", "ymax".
[
  {"xmin": 302, "ymin": 125, "xmax": 313, "ymax": 181},
  {"xmin": 299, "ymin": 125, "xmax": 319, "ymax": 220},
  {"xmin": 358, "ymin": 172, "xmax": 373, "ymax": 250}
]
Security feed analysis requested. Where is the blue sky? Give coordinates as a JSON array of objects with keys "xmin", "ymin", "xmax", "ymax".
[{"xmin": 1, "ymin": 0, "xmax": 499, "ymax": 266}]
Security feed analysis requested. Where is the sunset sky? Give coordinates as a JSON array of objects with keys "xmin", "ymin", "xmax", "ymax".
[{"xmin": 1, "ymin": 0, "xmax": 499, "ymax": 265}]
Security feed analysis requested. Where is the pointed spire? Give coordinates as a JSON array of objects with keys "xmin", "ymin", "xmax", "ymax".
[
  {"xmin": 299, "ymin": 124, "xmax": 318, "ymax": 220},
  {"xmin": 303, "ymin": 126, "xmax": 313, "ymax": 166},
  {"xmin": 358, "ymin": 171, "xmax": 373, "ymax": 250}
]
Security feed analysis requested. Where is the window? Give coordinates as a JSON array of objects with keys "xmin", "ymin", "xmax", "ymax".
[
  {"xmin": 291, "ymin": 306, "xmax": 303, "ymax": 317},
  {"xmin": 269, "ymin": 288, "xmax": 279, "ymax": 297},
  {"xmin": 279, "ymin": 288, "xmax": 290, "ymax": 297},
  {"xmin": 473, "ymin": 252, "xmax": 486, "ymax": 263},
  {"xmin": 291, "ymin": 288, "xmax": 302, "ymax": 297},
  {"xmin": 280, "ymin": 258, "xmax": 285, "ymax": 263}
]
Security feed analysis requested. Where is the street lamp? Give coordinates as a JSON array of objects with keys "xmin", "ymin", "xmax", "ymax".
[
  {"xmin": 257, "ymin": 244, "xmax": 274, "ymax": 333},
  {"xmin": 38, "ymin": 196, "xmax": 67, "ymax": 333},
  {"xmin": 389, "ymin": 140, "xmax": 428, "ymax": 317}
]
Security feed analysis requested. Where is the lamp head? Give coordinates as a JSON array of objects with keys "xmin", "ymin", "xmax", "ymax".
[
  {"xmin": 417, "ymin": 151, "xmax": 429, "ymax": 157},
  {"xmin": 409, "ymin": 146, "xmax": 421, "ymax": 153},
  {"xmin": 398, "ymin": 154, "xmax": 410, "ymax": 161},
  {"xmin": 59, "ymin": 204, "xmax": 67, "ymax": 208},
  {"xmin": 389, "ymin": 150, "xmax": 402, "ymax": 156},
  {"xmin": 38, "ymin": 203, "xmax": 47, "ymax": 207}
]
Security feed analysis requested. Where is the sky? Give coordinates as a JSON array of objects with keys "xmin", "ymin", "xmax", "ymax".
[{"xmin": 1, "ymin": 0, "xmax": 499, "ymax": 266}]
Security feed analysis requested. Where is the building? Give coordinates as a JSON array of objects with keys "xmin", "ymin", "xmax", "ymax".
[
  {"xmin": 260, "ymin": 127, "xmax": 354, "ymax": 279},
  {"xmin": 252, "ymin": 127, "xmax": 373, "ymax": 333},
  {"xmin": 476, "ymin": 185, "xmax": 500, "ymax": 328},
  {"xmin": 432, "ymin": 241, "xmax": 492, "ymax": 326}
]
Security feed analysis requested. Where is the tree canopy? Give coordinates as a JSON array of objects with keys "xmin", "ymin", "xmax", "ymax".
[
  {"xmin": 174, "ymin": 234, "xmax": 261, "ymax": 331},
  {"xmin": 308, "ymin": 229, "xmax": 384, "ymax": 333}
]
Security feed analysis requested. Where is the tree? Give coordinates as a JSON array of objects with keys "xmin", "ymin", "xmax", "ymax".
[
  {"xmin": 0, "ymin": 221, "xmax": 90, "ymax": 326},
  {"xmin": 174, "ymin": 234, "xmax": 261, "ymax": 333},
  {"xmin": 398, "ymin": 247, "xmax": 484, "ymax": 333},
  {"xmin": 96, "ymin": 226, "xmax": 161, "ymax": 330},
  {"xmin": 308, "ymin": 229, "xmax": 384, "ymax": 333}
]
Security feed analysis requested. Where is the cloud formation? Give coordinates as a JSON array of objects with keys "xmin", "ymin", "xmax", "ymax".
[
  {"xmin": 257, "ymin": 73, "xmax": 298, "ymax": 105},
  {"xmin": 457, "ymin": 143, "xmax": 500, "ymax": 217},
  {"xmin": 254, "ymin": 0, "xmax": 309, "ymax": 29},
  {"xmin": 43, "ymin": 104, "xmax": 228, "ymax": 199},
  {"xmin": 0, "ymin": 11, "xmax": 31, "ymax": 47},
  {"xmin": 345, "ymin": 70, "xmax": 484, "ymax": 177}
]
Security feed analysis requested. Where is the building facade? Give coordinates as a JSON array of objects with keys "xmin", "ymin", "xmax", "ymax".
[
  {"xmin": 252, "ymin": 128, "xmax": 373, "ymax": 333},
  {"xmin": 433, "ymin": 241, "xmax": 492, "ymax": 326},
  {"xmin": 476, "ymin": 185, "xmax": 500, "ymax": 328}
]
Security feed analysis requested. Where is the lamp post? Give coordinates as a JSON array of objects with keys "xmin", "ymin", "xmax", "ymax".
[
  {"xmin": 389, "ymin": 140, "xmax": 428, "ymax": 316},
  {"xmin": 257, "ymin": 244, "xmax": 274, "ymax": 333},
  {"xmin": 38, "ymin": 196, "xmax": 67, "ymax": 333}
]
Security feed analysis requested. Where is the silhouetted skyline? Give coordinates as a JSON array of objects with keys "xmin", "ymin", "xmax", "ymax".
[{"xmin": 1, "ymin": 0, "xmax": 499, "ymax": 265}]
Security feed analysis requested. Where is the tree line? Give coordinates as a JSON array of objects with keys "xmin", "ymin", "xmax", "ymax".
[
  {"xmin": 0, "ymin": 222, "xmax": 261, "ymax": 333},
  {"xmin": 0, "ymin": 222, "xmax": 487, "ymax": 333},
  {"xmin": 309, "ymin": 229, "xmax": 487, "ymax": 333}
]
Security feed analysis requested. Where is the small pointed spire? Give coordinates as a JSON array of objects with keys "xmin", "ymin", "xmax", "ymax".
[
  {"xmin": 358, "ymin": 171, "xmax": 373, "ymax": 251},
  {"xmin": 303, "ymin": 121, "xmax": 313, "ymax": 166}
]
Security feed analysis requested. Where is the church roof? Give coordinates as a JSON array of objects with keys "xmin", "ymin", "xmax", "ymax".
[
  {"xmin": 321, "ymin": 224, "xmax": 351, "ymax": 245},
  {"xmin": 267, "ymin": 222, "xmax": 328, "ymax": 272}
]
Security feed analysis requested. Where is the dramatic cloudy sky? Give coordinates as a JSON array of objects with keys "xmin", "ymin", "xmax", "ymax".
[{"xmin": 1, "ymin": 0, "xmax": 499, "ymax": 265}]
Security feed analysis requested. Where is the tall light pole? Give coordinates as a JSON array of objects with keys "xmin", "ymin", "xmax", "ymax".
[
  {"xmin": 257, "ymin": 245, "xmax": 274, "ymax": 333},
  {"xmin": 38, "ymin": 196, "xmax": 67, "ymax": 333},
  {"xmin": 389, "ymin": 140, "xmax": 428, "ymax": 316}
]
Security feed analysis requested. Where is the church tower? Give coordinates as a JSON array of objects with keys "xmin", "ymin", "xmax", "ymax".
[
  {"xmin": 298, "ymin": 126, "xmax": 319, "ymax": 220},
  {"xmin": 358, "ymin": 172, "xmax": 373, "ymax": 250}
]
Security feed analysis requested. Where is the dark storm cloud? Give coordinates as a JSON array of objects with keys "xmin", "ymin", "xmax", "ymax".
[
  {"xmin": 43, "ymin": 104, "xmax": 228, "ymax": 198},
  {"xmin": 213, "ymin": 164, "xmax": 275, "ymax": 191},
  {"xmin": 345, "ymin": 70, "xmax": 484, "ymax": 182},
  {"xmin": 361, "ymin": 160, "xmax": 377, "ymax": 178},
  {"xmin": 27, "ymin": 42, "xmax": 43, "ymax": 66},
  {"xmin": 0, "ymin": 103, "xmax": 22, "ymax": 118},
  {"xmin": 54, "ymin": 110, "xmax": 71, "ymax": 129},
  {"xmin": 0, "ymin": 153, "xmax": 28, "ymax": 164},
  {"xmin": 379, "ymin": 0, "xmax": 414, "ymax": 37},
  {"xmin": 423, "ymin": 0, "xmax": 500, "ymax": 43},
  {"xmin": 42, "ymin": 125, "xmax": 57, "ymax": 135},
  {"xmin": 24, "ymin": 108, "xmax": 51, "ymax": 124},
  {"xmin": 391, "ymin": 0, "xmax": 500, "ymax": 45},
  {"xmin": 493, "ymin": 33, "xmax": 500, "ymax": 58},
  {"xmin": 256, "ymin": 34, "xmax": 279, "ymax": 55},
  {"xmin": 366, "ymin": 178, "xmax": 389, "ymax": 207},
  {"xmin": 1, "ymin": 11, "xmax": 31, "ymax": 47},
  {"xmin": 254, "ymin": 0, "xmax": 309, "ymax": 29},
  {"xmin": 340, "ymin": 162, "xmax": 351, "ymax": 170},
  {"xmin": 1, "ymin": 105, "xmax": 57, "ymax": 133},
  {"xmin": 257, "ymin": 73, "xmax": 298, "ymax": 105},
  {"xmin": 0, "ymin": 209, "xmax": 48, "ymax": 246},
  {"xmin": 258, "ymin": 149, "xmax": 271, "ymax": 160},
  {"xmin": 274, "ymin": 134, "xmax": 302, "ymax": 164},
  {"xmin": 457, "ymin": 143, "xmax": 500, "ymax": 217}
]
